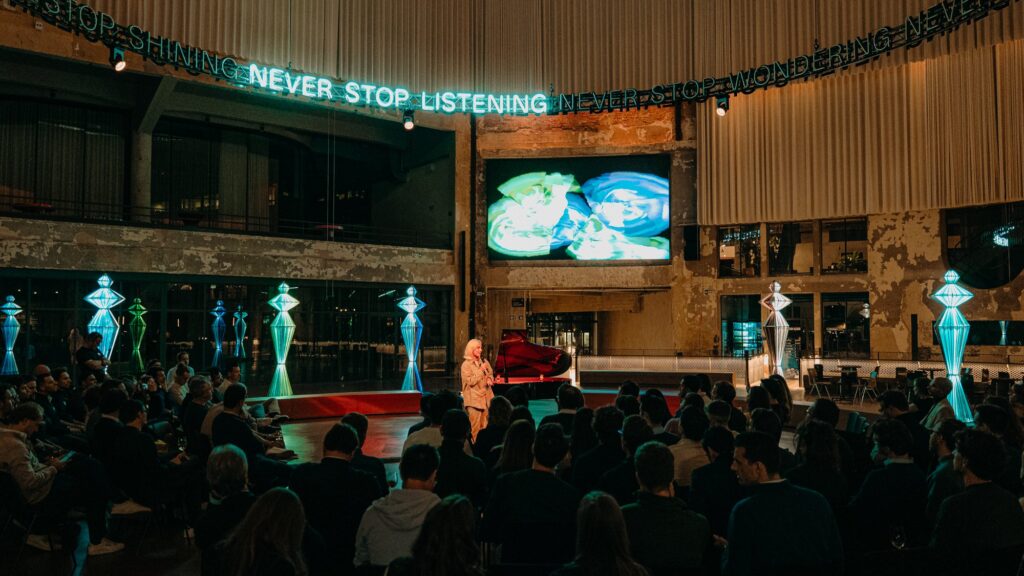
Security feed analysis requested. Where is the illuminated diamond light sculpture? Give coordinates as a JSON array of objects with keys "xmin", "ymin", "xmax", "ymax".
[
  {"xmin": 128, "ymin": 298, "xmax": 147, "ymax": 373},
  {"xmin": 1, "ymin": 296, "xmax": 22, "ymax": 375},
  {"xmin": 268, "ymin": 283, "xmax": 299, "ymax": 397},
  {"xmin": 84, "ymin": 274, "xmax": 125, "ymax": 363},
  {"xmin": 211, "ymin": 300, "xmax": 226, "ymax": 368},
  {"xmin": 931, "ymin": 270, "xmax": 974, "ymax": 425},
  {"xmin": 233, "ymin": 305, "xmax": 248, "ymax": 359},
  {"xmin": 397, "ymin": 286, "xmax": 426, "ymax": 391},
  {"xmin": 760, "ymin": 281, "xmax": 791, "ymax": 378}
]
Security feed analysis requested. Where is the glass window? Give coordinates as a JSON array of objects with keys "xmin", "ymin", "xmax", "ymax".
[
  {"xmin": 768, "ymin": 222, "xmax": 814, "ymax": 275},
  {"xmin": 821, "ymin": 219, "xmax": 867, "ymax": 274},
  {"xmin": 782, "ymin": 294, "xmax": 815, "ymax": 358},
  {"xmin": 945, "ymin": 202, "xmax": 1024, "ymax": 289},
  {"xmin": 822, "ymin": 293, "xmax": 870, "ymax": 358},
  {"xmin": 720, "ymin": 295, "xmax": 762, "ymax": 357},
  {"xmin": 718, "ymin": 225, "xmax": 761, "ymax": 278}
]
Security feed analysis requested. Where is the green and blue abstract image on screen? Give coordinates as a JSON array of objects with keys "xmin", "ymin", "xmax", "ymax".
[{"xmin": 486, "ymin": 155, "xmax": 671, "ymax": 261}]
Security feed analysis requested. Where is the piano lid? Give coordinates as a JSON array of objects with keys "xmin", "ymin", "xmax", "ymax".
[{"xmin": 494, "ymin": 329, "xmax": 572, "ymax": 378}]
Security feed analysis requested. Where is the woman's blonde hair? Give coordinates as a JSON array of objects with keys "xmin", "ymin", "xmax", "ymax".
[{"xmin": 463, "ymin": 339, "xmax": 483, "ymax": 360}]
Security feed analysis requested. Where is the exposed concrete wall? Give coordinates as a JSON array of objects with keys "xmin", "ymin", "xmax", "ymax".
[{"xmin": 598, "ymin": 291, "xmax": 674, "ymax": 355}]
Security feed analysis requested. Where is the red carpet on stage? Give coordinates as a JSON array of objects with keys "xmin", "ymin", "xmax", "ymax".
[{"xmin": 252, "ymin": 391, "xmax": 423, "ymax": 420}]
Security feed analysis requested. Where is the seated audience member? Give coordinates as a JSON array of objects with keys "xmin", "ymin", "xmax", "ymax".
[
  {"xmin": 553, "ymin": 492, "xmax": 648, "ymax": 576},
  {"xmin": 111, "ymin": 399, "xmax": 195, "ymax": 511},
  {"xmin": 182, "ymin": 376, "xmax": 213, "ymax": 460},
  {"xmin": 706, "ymin": 400, "xmax": 735, "ymax": 433},
  {"xmin": 681, "ymin": 392, "xmax": 705, "ymax": 413},
  {"xmin": 785, "ymin": 419, "xmax": 849, "ymax": 508},
  {"xmin": 920, "ymin": 377, "xmax": 955, "ymax": 431},
  {"xmin": 491, "ymin": 419, "xmax": 535, "ymax": 482},
  {"xmin": 615, "ymin": 394, "xmax": 641, "ymax": 418},
  {"xmin": 712, "ymin": 381, "xmax": 747, "ymax": 433},
  {"xmin": 640, "ymin": 391, "xmax": 679, "ymax": 446},
  {"xmin": 145, "ymin": 366, "xmax": 170, "ymax": 421},
  {"xmin": 504, "ymin": 385, "xmax": 530, "ymax": 408},
  {"xmin": 221, "ymin": 487, "xmax": 324, "ymax": 576},
  {"xmin": 483, "ymin": 423, "xmax": 581, "ymax": 565},
  {"xmin": 290, "ymin": 423, "xmax": 382, "ymax": 574},
  {"xmin": 927, "ymin": 418, "xmax": 966, "ymax": 524},
  {"xmin": 931, "ymin": 429, "xmax": 1024, "ymax": 574},
  {"xmin": 623, "ymin": 441, "xmax": 712, "ymax": 574},
  {"xmin": 749, "ymin": 408, "xmax": 797, "ymax": 474},
  {"xmin": 597, "ymin": 415, "xmax": 654, "ymax": 506},
  {"xmin": 16, "ymin": 373, "xmax": 36, "ymax": 403},
  {"xmin": 878, "ymin": 390, "xmax": 931, "ymax": 470},
  {"xmin": 972, "ymin": 403, "xmax": 1024, "ymax": 495},
  {"xmin": 760, "ymin": 374, "xmax": 793, "ymax": 426},
  {"xmin": 909, "ymin": 377, "xmax": 935, "ymax": 416},
  {"xmin": 619, "ymin": 381, "xmax": 641, "ymax": 399},
  {"xmin": 403, "ymin": 390, "xmax": 459, "ymax": 453},
  {"xmin": 0, "ymin": 383, "xmax": 16, "ymax": 421},
  {"xmin": 434, "ymin": 409, "xmax": 488, "ymax": 508},
  {"xmin": 52, "ymin": 366, "xmax": 84, "ymax": 423},
  {"xmin": 677, "ymin": 376, "xmax": 707, "ymax": 413},
  {"xmin": 744, "ymin": 385, "xmax": 772, "ymax": 414},
  {"xmin": 386, "ymin": 495, "xmax": 484, "ymax": 576},
  {"xmin": 341, "ymin": 411, "xmax": 389, "ymax": 494},
  {"xmin": 0, "ymin": 402, "xmax": 125, "ymax": 555},
  {"xmin": 91, "ymin": 387, "xmax": 126, "ymax": 468},
  {"xmin": 722, "ymin": 432, "xmax": 844, "ymax": 576},
  {"xmin": 850, "ymin": 419, "xmax": 928, "ymax": 552},
  {"xmin": 170, "ymin": 351, "xmax": 195, "ymax": 377},
  {"xmin": 690, "ymin": 426, "xmax": 745, "ymax": 538},
  {"xmin": 196, "ymin": 445, "xmax": 255, "ymax": 575},
  {"xmin": 207, "ymin": 367, "xmax": 224, "ymax": 402},
  {"xmin": 472, "ymin": 396, "xmax": 512, "ymax": 469},
  {"xmin": 509, "ymin": 405, "xmax": 535, "ymax": 427},
  {"xmin": 406, "ymin": 392, "xmax": 433, "ymax": 437},
  {"xmin": 571, "ymin": 405, "xmax": 626, "ymax": 494},
  {"xmin": 212, "ymin": 383, "xmax": 291, "ymax": 488},
  {"xmin": 805, "ymin": 398, "xmax": 869, "ymax": 491},
  {"xmin": 670, "ymin": 406, "xmax": 710, "ymax": 490},
  {"xmin": 167, "ymin": 362, "xmax": 191, "ymax": 409},
  {"xmin": 32, "ymin": 367, "xmax": 69, "ymax": 438},
  {"xmin": 568, "ymin": 407, "xmax": 597, "ymax": 467},
  {"xmin": 355, "ymin": 444, "xmax": 441, "ymax": 570},
  {"xmin": 540, "ymin": 384, "xmax": 585, "ymax": 433}
]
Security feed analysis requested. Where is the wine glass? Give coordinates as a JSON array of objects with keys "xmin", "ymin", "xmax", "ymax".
[{"xmin": 889, "ymin": 525, "xmax": 907, "ymax": 551}]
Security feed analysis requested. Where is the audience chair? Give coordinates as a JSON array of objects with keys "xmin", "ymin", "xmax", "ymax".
[
  {"xmin": 894, "ymin": 367, "xmax": 909, "ymax": 391},
  {"xmin": 0, "ymin": 472, "xmax": 63, "ymax": 566},
  {"xmin": 808, "ymin": 365, "xmax": 833, "ymax": 400},
  {"xmin": 854, "ymin": 371, "xmax": 879, "ymax": 405}
]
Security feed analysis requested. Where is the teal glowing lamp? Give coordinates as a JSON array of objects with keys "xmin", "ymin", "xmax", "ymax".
[
  {"xmin": 84, "ymin": 274, "xmax": 125, "ymax": 365},
  {"xmin": 268, "ymin": 283, "xmax": 299, "ymax": 396},
  {"xmin": 1, "ymin": 295, "xmax": 22, "ymax": 375},
  {"xmin": 397, "ymin": 286, "xmax": 426, "ymax": 391},
  {"xmin": 211, "ymin": 300, "xmax": 226, "ymax": 368},
  {"xmin": 128, "ymin": 298, "xmax": 147, "ymax": 373},
  {"xmin": 931, "ymin": 270, "xmax": 974, "ymax": 425},
  {"xmin": 233, "ymin": 305, "xmax": 248, "ymax": 359}
]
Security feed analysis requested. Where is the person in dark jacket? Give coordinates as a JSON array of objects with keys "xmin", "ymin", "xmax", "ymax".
[
  {"xmin": 712, "ymin": 381, "xmax": 747, "ymax": 434},
  {"xmin": 212, "ymin": 383, "xmax": 291, "ymax": 489},
  {"xmin": 571, "ymin": 405, "xmax": 626, "ymax": 494},
  {"xmin": 289, "ymin": 423, "xmax": 381, "ymax": 574},
  {"xmin": 195, "ymin": 445, "xmax": 256, "ymax": 575},
  {"xmin": 434, "ymin": 410, "xmax": 488, "ymax": 508},
  {"xmin": 748, "ymin": 408, "xmax": 797, "ymax": 474},
  {"xmin": 640, "ymin": 391, "xmax": 679, "ymax": 446},
  {"xmin": 181, "ymin": 376, "xmax": 213, "ymax": 461},
  {"xmin": 690, "ymin": 426, "xmax": 745, "ymax": 538},
  {"xmin": 90, "ymin": 387, "xmax": 126, "ymax": 468},
  {"xmin": 878, "ymin": 390, "xmax": 932, "ymax": 470},
  {"xmin": 973, "ymin": 403, "xmax": 1024, "ymax": 495},
  {"xmin": 785, "ymin": 418, "xmax": 849, "ymax": 509},
  {"xmin": 622, "ymin": 441, "xmax": 712, "ymax": 575},
  {"xmin": 931, "ymin": 429, "xmax": 1024, "ymax": 576},
  {"xmin": 472, "ymin": 396, "xmax": 512, "ymax": 469},
  {"xmin": 539, "ymin": 384, "xmax": 584, "ymax": 433},
  {"xmin": 110, "ymin": 400, "xmax": 193, "ymax": 507},
  {"xmin": 341, "ymin": 411, "xmax": 390, "ymax": 495},
  {"xmin": 597, "ymin": 415, "xmax": 653, "ymax": 506},
  {"xmin": 806, "ymin": 398, "xmax": 869, "ymax": 492},
  {"xmin": 406, "ymin": 392, "xmax": 433, "ymax": 438},
  {"xmin": 926, "ymin": 418, "xmax": 965, "ymax": 524}
]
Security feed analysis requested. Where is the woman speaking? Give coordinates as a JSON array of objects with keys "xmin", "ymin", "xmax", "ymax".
[{"xmin": 461, "ymin": 338, "xmax": 494, "ymax": 441}]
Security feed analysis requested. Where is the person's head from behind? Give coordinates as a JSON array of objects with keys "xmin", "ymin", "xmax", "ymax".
[
  {"xmin": 871, "ymin": 418, "xmax": 914, "ymax": 462},
  {"xmin": 706, "ymin": 400, "xmax": 732, "ymax": 429},
  {"xmin": 745, "ymin": 386, "xmax": 771, "ymax": 412},
  {"xmin": 557, "ymin": 384, "xmax": 584, "ymax": 411},
  {"xmin": 795, "ymin": 418, "xmax": 839, "ymax": 471},
  {"xmin": 226, "ymin": 488, "xmax": 306, "ymax": 576},
  {"xmin": 878, "ymin": 390, "xmax": 911, "ymax": 418},
  {"xmin": 509, "ymin": 405, "xmax": 534, "ymax": 427},
  {"xmin": 807, "ymin": 398, "xmax": 840, "ymax": 428},
  {"xmin": 340, "ymin": 412, "xmax": 369, "ymax": 448},
  {"xmin": 400, "ymin": 444, "xmax": 440, "ymax": 490},
  {"xmin": 428, "ymin": 390, "xmax": 458, "ymax": 427},
  {"xmin": 621, "ymin": 415, "xmax": 653, "ymax": 456},
  {"xmin": 534, "ymin": 423, "xmax": 570, "ymax": 470},
  {"xmin": 712, "ymin": 381, "xmax": 737, "ymax": 405},
  {"xmin": 931, "ymin": 418, "xmax": 966, "ymax": 458},
  {"xmin": 504, "ymin": 385, "xmax": 529, "ymax": 408},
  {"xmin": 639, "ymin": 393, "xmax": 671, "ymax": 428},
  {"xmin": 488, "ymin": 396, "xmax": 513, "ymax": 428},
  {"xmin": 410, "ymin": 495, "xmax": 481, "ymax": 576},
  {"xmin": 953, "ymin": 428, "xmax": 1006, "ymax": 483},
  {"xmin": 99, "ymin": 388, "xmax": 127, "ymax": 416},
  {"xmin": 497, "ymin": 419, "xmax": 535, "ymax": 473},
  {"xmin": 5, "ymin": 402, "xmax": 44, "ymax": 435},
  {"xmin": 733, "ymin": 431, "xmax": 781, "ymax": 485},
  {"xmin": 323, "ymin": 423, "xmax": 359, "ymax": 457},
  {"xmin": 680, "ymin": 375, "xmax": 701, "ymax": 395},
  {"xmin": 614, "ymin": 394, "xmax": 640, "ymax": 417},
  {"xmin": 618, "ymin": 381, "xmax": 640, "ymax": 398},
  {"xmin": 593, "ymin": 405, "xmax": 625, "ymax": 446},
  {"xmin": 189, "ymin": 376, "xmax": 212, "ymax": 403},
  {"xmin": 680, "ymin": 405, "xmax": 709, "ymax": 442},
  {"xmin": 749, "ymin": 408, "xmax": 783, "ymax": 443},
  {"xmin": 973, "ymin": 404, "xmax": 1012, "ymax": 440},
  {"xmin": 682, "ymin": 392, "xmax": 704, "ymax": 411},
  {"xmin": 208, "ymin": 444, "xmax": 249, "ymax": 499},
  {"xmin": 634, "ymin": 441, "xmax": 675, "ymax": 494},
  {"xmin": 417, "ymin": 392, "xmax": 434, "ymax": 419},
  {"xmin": 222, "ymin": 383, "xmax": 248, "ymax": 411},
  {"xmin": 118, "ymin": 399, "xmax": 147, "ymax": 428},
  {"xmin": 441, "ymin": 409, "xmax": 472, "ymax": 442},
  {"xmin": 570, "ymin": 407, "xmax": 595, "ymax": 443},
  {"xmin": 912, "ymin": 377, "xmax": 931, "ymax": 399},
  {"xmin": 701, "ymin": 425, "xmax": 735, "ymax": 462},
  {"xmin": 573, "ymin": 492, "xmax": 640, "ymax": 573},
  {"xmin": 929, "ymin": 377, "xmax": 953, "ymax": 400}
]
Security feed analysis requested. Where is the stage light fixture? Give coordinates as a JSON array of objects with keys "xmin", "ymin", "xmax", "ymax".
[
  {"xmin": 402, "ymin": 109, "xmax": 415, "ymax": 131},
  {"xmin": 715, "ymin": 96, "xmax": 729, "ymax": 117},
  {"xmin": 109, "ymin": 47, "xmax": 126, "ymax": 72}
]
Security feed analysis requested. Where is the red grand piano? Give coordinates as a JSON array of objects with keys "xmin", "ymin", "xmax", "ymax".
[{"xmin": 493, "ymin": 329, "xmax": 573, "ymax": 399}]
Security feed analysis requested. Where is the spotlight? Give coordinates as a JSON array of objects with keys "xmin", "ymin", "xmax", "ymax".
[
  {"xmin": 402, "ymin": 109, "xmax": 415, "ymax": 131},
  {"xmin": 715, "ymin": 95, "xmax": 729, "ymax": 117},
  {"xmin": 109, "ymin": 47, "xmax": 126, "ymax": 72}
]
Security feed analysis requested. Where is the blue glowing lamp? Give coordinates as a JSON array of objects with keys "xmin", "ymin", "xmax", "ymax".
[
  {"xmin": 931, "ymin": 270, "xmax": 974, "ymax": 424},
  {"xmin": 128, "ymin": 298, "xmax": 147, "ymax": 373},
  {"xmin": 1, "ymin": 296, "xmax": 22, "ymax": 375},
  {"xmin": 397, "ymin": 286, "xmax": 426, "ymax": 391},
  {"xmin": 268, "ymin": 283, "xmax": 299, "ymax": 396},
  {"xmin": 233, "ymin": 305, "xmax": 248, "ymax": 359},
  {"xmin": 84, "ymin": 274, "xmax": 125, "ymax": 363},
  {"xmin": 211, "ymin": 300, "xmax": 226, "ymax": 367}
]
